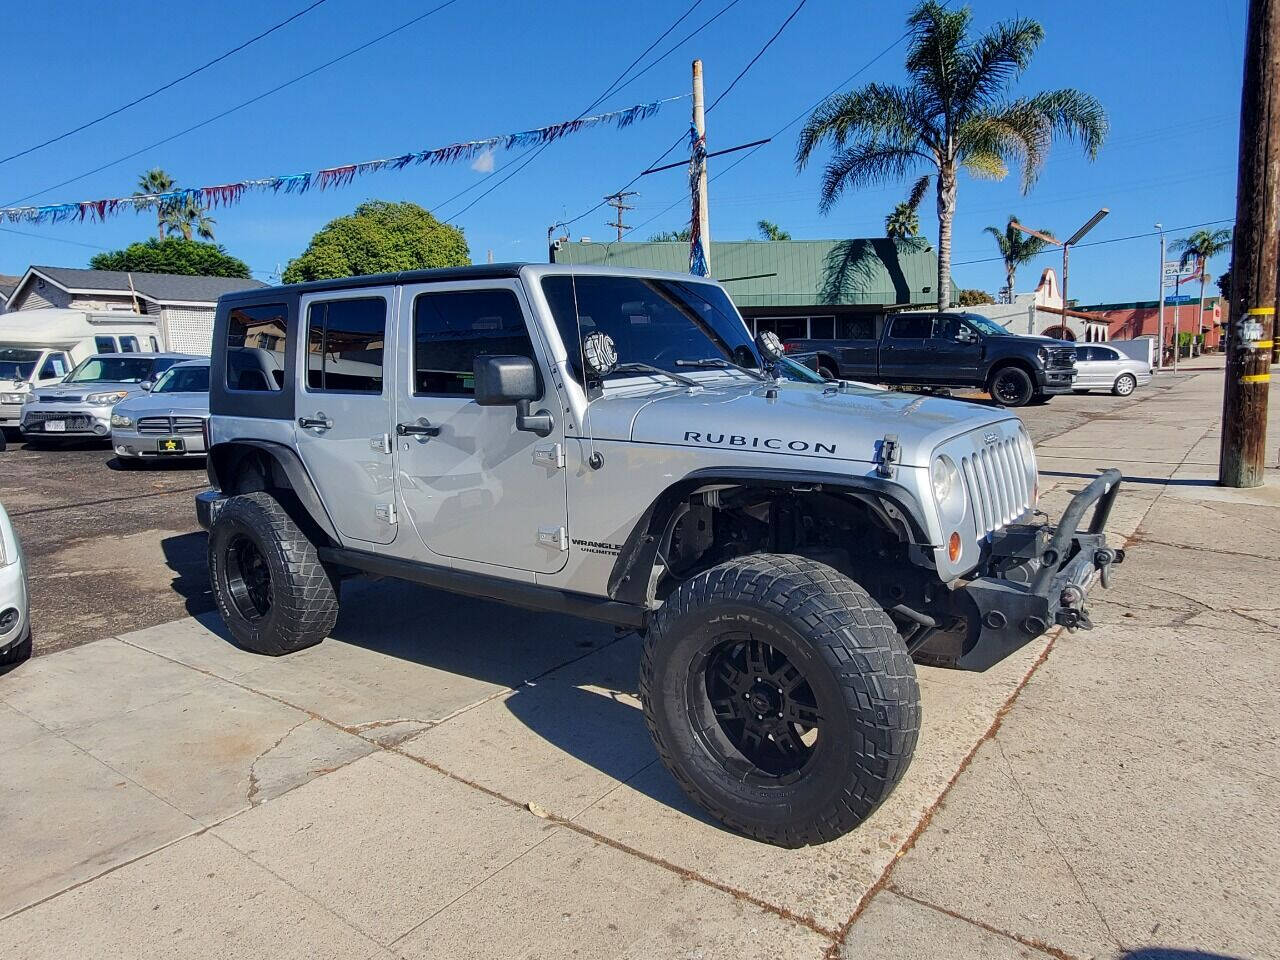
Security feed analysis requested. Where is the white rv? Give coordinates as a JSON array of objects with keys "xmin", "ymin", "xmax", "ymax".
[{"xmin": 0, "ymin": 308, "xmax": 164, "ymax": 429}]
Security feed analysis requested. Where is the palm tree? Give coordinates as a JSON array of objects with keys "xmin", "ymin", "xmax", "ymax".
[
  {"xmin": 1171, "ymin": 228, "xmax": 1232, "ymax": 348},
  {"xmin": 796, "ymin": 1, "xmax": 1107, "ymax": 307},
  {"xmin": 885, "ymin": 202, "xmax": 920, "ymax": 240},
  {"xmin": 757, "ymin": 219, "xmax": 791, "ymax": 241},
  {"xmin": 161, "ymin": 195, "xmax": 217, "ymax": 241},
  {"xmin": 984, "ymin": 215, "xmax": 1056, "ymax": 303},
  {"xmin": 134, "ymin": 168, "xmax": 176, "ymax": 241}
]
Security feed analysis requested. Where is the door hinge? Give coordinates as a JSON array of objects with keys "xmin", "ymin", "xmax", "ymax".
[
  {"xmin": 375, "ymin": 502, "xmax": 398, "ymax": 525},
  {"xmin": 533, "ymin": 442, "xmax": 565, "ymax": 470},
  {"xmin": 370, "ymin": 433, "xmax": 391, "ymax": 454},
  {"xmin": 537, "ymin": 525, "xmax": 568, "ymax": 551}
]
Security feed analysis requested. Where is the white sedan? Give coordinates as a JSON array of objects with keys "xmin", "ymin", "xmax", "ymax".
[
  {"xmin": 1072, "ymin": 344, "xmax": 1153, "ymax": 397},
  {"xmin": 0, "ymin": 498, "xmax": 30, "ymax": 667}
]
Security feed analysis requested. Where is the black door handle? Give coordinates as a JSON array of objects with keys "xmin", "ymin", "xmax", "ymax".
[{"xmin": 396, "ymin": 419, "xmax": 440, "ymax": 437}]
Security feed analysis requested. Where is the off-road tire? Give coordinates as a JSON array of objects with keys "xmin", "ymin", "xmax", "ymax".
[
  {"xmin": 1112, "ymin": 373, "xmax": 1137, "ymax": 397},
  {"xmin": 988, "ymin": 366, "xmax": 1035, "ymax": 407},
  {"xmin": 640, "ymin": 553, "xmax": 920, "ymax": 847},
  {"xmin": 208, "ymin": 491, "xmax": 338, "ymax": 656}
]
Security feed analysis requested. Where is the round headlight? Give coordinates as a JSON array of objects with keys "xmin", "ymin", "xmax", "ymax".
[
  {"xmin": 932, "ymin": 454, "xmax": 965, "ymax": 526},
  {"xmin": 110, "ymin": 413, "xmax": 133, "ymax": 428}
]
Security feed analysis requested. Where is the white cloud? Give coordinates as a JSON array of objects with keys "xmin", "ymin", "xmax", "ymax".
[{"xmin": 471, "ymin": 148, "xmax": 495, "ymax": 173}]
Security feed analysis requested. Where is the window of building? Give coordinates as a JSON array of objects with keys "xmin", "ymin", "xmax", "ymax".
[
  {"xmin": 413, "ymin": 289, "xmax": 535, "ymax": 396},
  {"xmin": 227, "ymin": 303, "xmax": 288, "ymax": 392},
  {"xmin": 94, "ymin": 336, "xmax": 117, "ymax": 353},
  {"xmin": 838, "ymin": 316, "xmax": 876, "ymax": 340},
  {"xmin": 753, "ymin": 317, "xmax": 809, "ymax": 340},
  {"xmin": 888, "ymin": 315, "xmax": 933, "ymax": 339},
  {"xmin": 306, "ymin": 298, "xmax": 386, "ymax": 393},
  {"xmin": 119, "ymin": 335, "xmax": 140, "ymax": 353},
  {"xmin": 809, "ymin": 316, "xmax": 836, "ymax": 339}
]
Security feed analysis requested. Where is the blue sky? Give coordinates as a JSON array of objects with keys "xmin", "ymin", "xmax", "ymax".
[{"xmin": 0, "ymin": 0, "xmax": 1246, "ymax": 304}]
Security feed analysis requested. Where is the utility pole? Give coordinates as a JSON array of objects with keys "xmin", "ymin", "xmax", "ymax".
[
  {"xmin": 1155, "ymin": 224, "xmax": 1166, "ymax": 369},
  {"xmin": 690, "ymin": 58, "xmax": 711, "ymax": 276},
  {"xmin": 1173, "ymin": 276, "xmax": 1182, "ymax": 373},
  {"xmin": 1220, "ymin": 0, "xmax": 1277, "ymax": 488},
  {"xmin": 603, "ymin": 191, "xmax": 638, "ymax": 242}
]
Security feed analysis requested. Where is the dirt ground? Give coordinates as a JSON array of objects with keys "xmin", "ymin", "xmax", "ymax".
[{"xmin": 0, "ymin": 376, "xmax": 1187, "ymax": 659}]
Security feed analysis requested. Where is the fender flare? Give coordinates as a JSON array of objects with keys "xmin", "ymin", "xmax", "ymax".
[
  {"xmin": 606, "ymin": 466, "xmax": 932, "ymax": 605},
  {"xmin": 207, "ymin": 439, "xmax": 340, "ymax": 544}
]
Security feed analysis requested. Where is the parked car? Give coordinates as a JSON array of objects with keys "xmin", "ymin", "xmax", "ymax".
[
  {"xmin": 19, "ymin": 352, "xmax": 199, "ymax": 443},
  {"xmin": 0, "ymin": 498, "xmax": 30, "ymax": 667},
  {"xmin": 781, "ymin": 311, "xmax": 1078, "ymax": 406},
  {"xmin": 195, "ymin": 264, "xmax": 1124, "ymax": 847},
  {"xmin": 1072, "ymin": 344, "xmax": 1152, "ymax": 396},
  {"xmin": 110, "ymin": 359, "xmax": 210, "ymax": 466}
]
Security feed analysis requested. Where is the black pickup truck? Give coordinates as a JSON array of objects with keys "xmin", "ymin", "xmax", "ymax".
[{"xmin": 782, "ymin": 311, "xmax": 1077, "ymax": 407}]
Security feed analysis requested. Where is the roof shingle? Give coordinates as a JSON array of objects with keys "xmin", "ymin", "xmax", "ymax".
[{"xmin": 29, "ymin": 266, "xmax": 266, "ymax": 303}]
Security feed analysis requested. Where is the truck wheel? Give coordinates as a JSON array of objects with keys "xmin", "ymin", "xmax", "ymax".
[
  {"xmin": 640, "ymin": 554, "xmax": 920, "ymax": 847},
  {"xmin": 1112, "ymin": 373, "xmax": 1137, "ymax": 396},
  {"xmin": 208, "ymin": 491, "xmax": 338, "ymax": 656},
  {"xmin": 989, "ymin": 366, "xmax": 1035, "ymax": 406}
]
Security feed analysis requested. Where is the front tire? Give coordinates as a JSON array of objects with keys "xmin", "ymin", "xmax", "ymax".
[
  {"xmin": 817, "ymin": 363, "xmax": 838, "ymax": 381},
  {"xmin": 640, "ymin": 554, "xmax": 920, "ymax": 847},
  {"xmin": 208, "ymin": 491, "xmax": 338, "ymax": 656},
  {"xmin": 988, "ymin": 366, "xmax": 1035, "ymax": 407},
  {"xmin": 1112, "ymin": 373, "xmax": 1137, "ymax": 396}
]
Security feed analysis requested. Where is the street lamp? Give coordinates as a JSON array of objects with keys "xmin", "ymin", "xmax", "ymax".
[{"xmin": 1012, "ymin": 208, "xmax": 1110, "ymax": 331}]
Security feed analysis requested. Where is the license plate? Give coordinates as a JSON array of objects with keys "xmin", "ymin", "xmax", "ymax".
[
  {"xmin": 44, "ymin": 420, "xmax": 66, "ymax": 432},
  {"xmin": 156, "ymin": 437, "xmax": 186, "ymax": 454}
]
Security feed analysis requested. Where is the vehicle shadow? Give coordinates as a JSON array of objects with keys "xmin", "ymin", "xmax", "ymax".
[
  {"xmin": 1120, "ymin": 951, "xmax": 1249, "ymax": 960},
  {"xmin": 107, "ymin": 455, "xmax": 208, "ymax": 472},
  {"xmin": 159, "ymin": 531, "xmax": 217, "ymax": 618}
]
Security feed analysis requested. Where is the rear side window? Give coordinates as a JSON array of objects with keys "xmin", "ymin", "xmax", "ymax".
[
  {"xmin": 306, "ymin": 298, "xmax": 386, "ymax": 393},
  {"xmin": 227, "ymin": 303, "xmax": 288, "ymax": 392},
  {"xmin": 413, "ymin": 289, "xmax": 534, "ymax": 396},
  {"xmin": 889, "ymin": 316, "xmax": 933, "ymax": 339},
  {"xmin": 150, "ymin": 336, "xmax": 160, "ymax": 352},
  {"xmin": 119, "ymin": 336, "xmax": 140, "ymax": 353},
  {"xmin": 94, "ymin": 335, "xmax": 117, "ymax": 352}
]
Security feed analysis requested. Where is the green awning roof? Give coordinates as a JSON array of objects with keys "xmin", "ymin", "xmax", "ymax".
[{"xmin": 551, "ymin": 238, "xmax": 937, "ymax": 308}]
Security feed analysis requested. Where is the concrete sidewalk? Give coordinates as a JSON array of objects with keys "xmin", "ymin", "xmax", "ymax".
[{"xmin": 2, "ymin": 366, "xmax": 1277, "ymax": 959}]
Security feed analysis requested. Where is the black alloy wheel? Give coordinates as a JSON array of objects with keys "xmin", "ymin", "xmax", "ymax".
[
  {"xmin": 225, "ymin": 533, "xmax": 274, "ymax": 622},
  {"xmin": 990, "ymin": 367, "xmax": 1035, "ymax": 406}
]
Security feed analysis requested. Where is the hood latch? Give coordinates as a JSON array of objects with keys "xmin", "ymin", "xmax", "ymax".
[{"xmin": 876, "ymin": 434, "xmax": 900, "ymax": 479}]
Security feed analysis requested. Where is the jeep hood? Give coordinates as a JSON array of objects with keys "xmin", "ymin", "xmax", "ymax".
[{"xmin": 586, "ymin": 377, "xmax": 1019, "ymax": 467}]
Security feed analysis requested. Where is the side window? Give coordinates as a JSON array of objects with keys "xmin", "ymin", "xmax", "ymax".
[
  {"xmin": 40, "ymin": 354, "xmax": 69, "ymax": 379},
  {"xmin": 94, "ymin": 335, "xmax": 117, "ymax": 353},
  {"xmin": 413, "ymin": 289, "xmax": 534, "ymax": 396},
  {"xmin": 838, "ymin": 316, "xmax": 875, "ymax": 339},
  {"xmin": 227, "ymin": 303, "xmax": 289, "ymax": 392},
  {"xmin": 810, "ymin": 317, "xmax": 835, "ymax": 339},
  {"xmin": 1075, "ymin": 347, "xmax": 1096, "ymax": 362},
  {"xmin": 119, "ymin": 335, "xmax": 140, "ymax": 353},
  {"xmin": 888, "ymin": 315, "xmax": 933, "ymax": 339},
  {"xmin": 306, "ymin": 298, "xmax": 386, "ymax": 393},
  {"xmin": 150, "ymin": 336, "xmax": 160, "ymax": 352}
]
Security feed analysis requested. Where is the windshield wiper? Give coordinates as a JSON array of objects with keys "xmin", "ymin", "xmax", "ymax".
[
  {"xmin": 673, "ymin": 357, "xmax": 766, "ymax": 381},
  {"xmin": 612, "ymin": 363, "xmax": 700, "ymax": 388}
]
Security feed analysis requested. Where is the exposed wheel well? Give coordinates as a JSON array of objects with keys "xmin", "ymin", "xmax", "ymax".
[
  {"xmin": 208, "ymin": 442, "xmax": 337, "ymax": 547},
  {"xmin": 986, "ymin": 358, "xmax": 1037, "ymax": 387}
]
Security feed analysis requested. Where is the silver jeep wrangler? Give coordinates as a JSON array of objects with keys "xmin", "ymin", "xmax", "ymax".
[{"xmin": 197, "ymin": 264, "xmax": 1123, "ymax": 847}]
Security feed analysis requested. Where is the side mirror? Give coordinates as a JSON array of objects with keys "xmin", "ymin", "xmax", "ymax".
[
  {"xmin": 140, "ymin": 381, "xmax": 154, "ymax": 391},
  {"xmin": 954, "ymin": 327, "xmax": 976, "ymax": 343},
  {"xmin": 473, "ymin": 355, "xmax": 553, "ymax": 437}
]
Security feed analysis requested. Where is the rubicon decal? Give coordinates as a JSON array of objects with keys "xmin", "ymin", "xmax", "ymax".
[{"xmin": 684, "ymin": 432, "xmax": 837, "ymax": 455}]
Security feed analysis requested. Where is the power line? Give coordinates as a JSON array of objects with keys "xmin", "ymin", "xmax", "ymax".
[
  {"xmin": 0, "ymin": 0, "xmax": 331, "ymax": 168},
  {"xmin": 3, "ymin": 0, "xmax": 463, "ymax": 208},
  {"xmin": 951, "ymin": 218, "xmax": 1236, "ymax": 266},
  {"xmin": 0, "ymin": 226, "xmax": 108, "ymax": 250}
]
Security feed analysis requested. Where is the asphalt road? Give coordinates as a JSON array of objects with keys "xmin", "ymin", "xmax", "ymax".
[{"xmin": 0, "ymin": 373, "xmax": 1189, "ymax": 659}]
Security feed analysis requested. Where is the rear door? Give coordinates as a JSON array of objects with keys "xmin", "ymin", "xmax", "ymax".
[
  {"xmin": 293, "ymin": 288, "xmax": 398, "ymax": 546},
  {"xmin": 879, "ymin": 314, "xmax": 935, "ymax": 381},
  {"xmin": 390, "ymin": 280, "xmax": 568, "ymax": 574},
  {"xmin": 835, "ymin": 315, "xmax": 879, "ymax": 378}
]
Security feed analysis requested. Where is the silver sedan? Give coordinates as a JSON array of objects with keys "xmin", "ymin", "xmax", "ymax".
[
  {"xmin": 110, "ymin": 360, "xmax": 210, "ymax": 465},
  {"xmin": 1072, "ymin": 344, "xmax": 1153, "ymax": 397}
]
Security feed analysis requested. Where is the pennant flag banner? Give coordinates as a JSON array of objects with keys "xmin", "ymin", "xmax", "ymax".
[{"xmin": 1, "ymin": 97, "xmax": 681, "ymax": 226}]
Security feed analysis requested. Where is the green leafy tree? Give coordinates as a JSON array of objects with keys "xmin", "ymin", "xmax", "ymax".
[
  {"xmin": 133, "ymin": 168, "xmax": 176, "ymax": 241},
  {"xmin": 796, "ymin": 1, "xmax": 1107, "ymax": 308},
  {"xmin": 283, "ymin": 201, "xmax": 470, "ymax": 283},
  {"xmin": 88, "ymin": 238, "xmax": 250, "ymax": 278},
  {"xmin": 885, "ymin": 202, "xmax": 920, "ymax": 240},
  {"xmin": 648, "ymin": 228, "xmax": 692, "ymax": 242},
  {"xmin": 757, "ymin": 219, "xmax": 791, "ymax": 241},
  {"xmin": 1171, "ymin": 227, "xmax": 1232, "ymax": 336},
  {"xmin": 984, "ymin": 215, "xmax": 1055, "ymax": 302},
  {"xmin": 956, "ymin": 288, "xmax": 995, "ymax": 306}
]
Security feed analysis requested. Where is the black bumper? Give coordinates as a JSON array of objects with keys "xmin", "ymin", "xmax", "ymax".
[
  {"xmin": 948, "ymin": 469, "xmax": 1124, "ymax": 671},
  {"xmin": 195, "ymin": 490, "xmax": 226, "ymax": 531},
  {"xmin": 1037, "ymin": 366, "xmax": 1077, "ymax": 395}
]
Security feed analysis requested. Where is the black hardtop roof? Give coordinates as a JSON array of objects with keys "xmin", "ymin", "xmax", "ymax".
[{"xmin": 218, "ymin": 263, "xmax": 527, "ymax": 304}]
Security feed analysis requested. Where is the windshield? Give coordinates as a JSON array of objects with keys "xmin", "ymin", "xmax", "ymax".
[
  {"xmin": 961, "ymin": 313, "xmax": 1010, "ymax": 337},
  {"xmin": 0, "ymin": 347, "xmax": 43, "ymax": 380},
  {"xmin": 542, "ymin": 275, "xmax": 759, "ymax": 380},
  {"xmin": 152, "ymin": 364, "xmax": 210, "ymax": 394},
  {"xmin": 66, "ymin": 356, "xmax": 155, "ymax": 384}
]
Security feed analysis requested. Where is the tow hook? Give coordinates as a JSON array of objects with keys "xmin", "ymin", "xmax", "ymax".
[
  {"xmin": 1093, "ymin": 546, "xmax": 1123, "ymax": 588},
  {"xmin": 1056, "ymin": 583, "xmax": 1092, "ymax": 631}
]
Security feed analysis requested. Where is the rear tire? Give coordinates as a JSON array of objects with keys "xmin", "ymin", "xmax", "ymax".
[
  {"xmin": 1112, "ymin": 373, "xmax": 1137, "ymax": 396},
  {"xmin": 640, "ymin": 554, "xmax": 920, "ymax": 847},
  {"xmin": 208, "ymin": 491, "xmax": 338, "ymax": 656},
  {"xmin": 988, "ymin": 366, "xmax": 1035, "ymax": 407}
]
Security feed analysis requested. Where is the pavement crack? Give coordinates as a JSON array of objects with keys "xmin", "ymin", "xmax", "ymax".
[
  {"xmin": 246, "ymin": 718, "xmax": 311, "ymax": 806},
  {"xmin": 885, "ymin": 887, "xmax": 1086, "ymax": 960}
]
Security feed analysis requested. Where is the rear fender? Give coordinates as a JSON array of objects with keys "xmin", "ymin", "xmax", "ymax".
[{"xmin": 207, "ymin": 440, "xmax": 339, "ymax": 544}]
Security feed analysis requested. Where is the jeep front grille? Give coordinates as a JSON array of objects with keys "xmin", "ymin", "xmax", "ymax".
[
  {"xmin": 960, "ymin": 436, "xmax": 1035, "ymax": 537},
  {"xmin": 137, "ymin": 415, "xmax": 206, "ymax": 435}
]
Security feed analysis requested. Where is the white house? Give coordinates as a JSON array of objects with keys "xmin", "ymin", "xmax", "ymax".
[{"xmin": 2, "ymin": 266, "xmax": 266, "ymax": 353}]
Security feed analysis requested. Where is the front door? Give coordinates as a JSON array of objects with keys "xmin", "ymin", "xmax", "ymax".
[
  {"xmin": 293, "ymin": 289, "xmax": 398, "ymax": 545},
  {"xmin": 392, "ymin": 281, "xmax": 568, "ymax": 575},
  {"xmin": 930, "ymin": 315, "xmax": 984, "ymax": 384},
  {"xmin": 879, "ymin": 314, "xmax": 936, "ymax": 381}
]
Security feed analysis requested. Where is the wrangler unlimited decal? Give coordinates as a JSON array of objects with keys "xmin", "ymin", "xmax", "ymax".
[{"xmin": 684, "ymin": 431, "xmax": 837, "ymax": 455}]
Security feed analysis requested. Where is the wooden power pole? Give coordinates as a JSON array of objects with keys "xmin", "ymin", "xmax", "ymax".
[
  {"xmin": 690, "ymin": 59, "xmax": 711, "ymax": 276},
  {"xmin": 1220, "ymin": 0, "xmax": 1278, "ymax": 487},
  {"xmin": 604, "ymin": 191, "xmax": 638, "ymax": 242}
]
